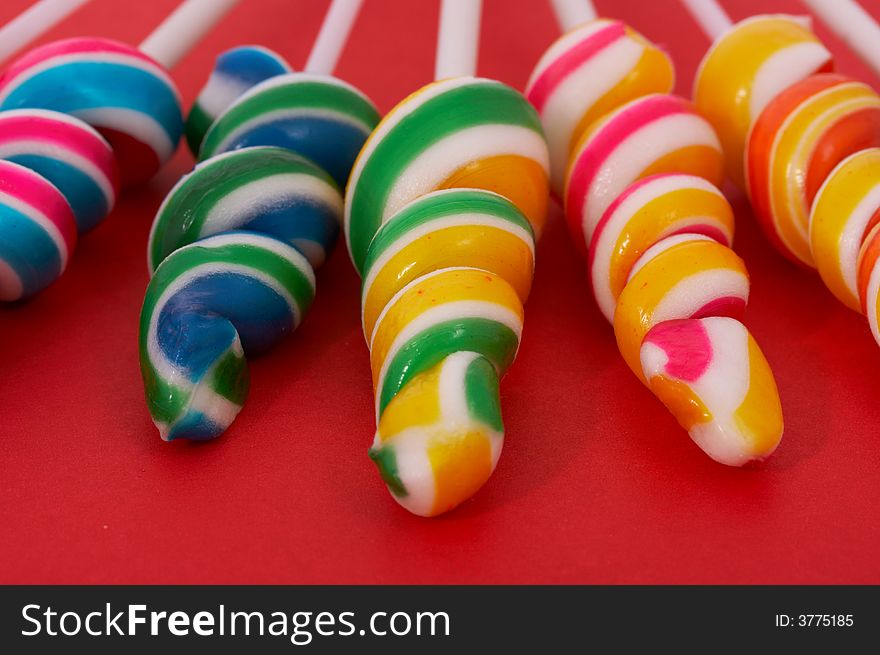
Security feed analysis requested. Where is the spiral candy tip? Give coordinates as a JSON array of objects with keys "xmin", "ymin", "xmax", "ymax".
[
  {"xmin": 141, "ymin": 49, "xmax": 379, "ymax": 442},
  {"xmin": 370, "ymin": 351, "xmax": 503, "ymax": 517},
  {"xmin": 641, "ymin": 317, "xmax": 783, "ymax": 466}
]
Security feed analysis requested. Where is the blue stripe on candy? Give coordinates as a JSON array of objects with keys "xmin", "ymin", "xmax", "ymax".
[
  {"xmin": 217, "ymin": 116, "xmax": 368, "ymax": 188},
  {"xmin": 213, "ymin": 46, "xmax": 291, "ymax": 92},
  {"xmin": 6, "ymin": 154, "xmax": 108, "ymax": 232},
  {"xmin": 0, "ymin": 62, "xmax": 183, "ymax": 145},
  {"xmin": 165, "ymin": 410, "xmax": 225, "ymax": 442},
  {"xmin": 235, "ymin": 196, "xmax": 339, "ymax": 260},
  {"xmin": 156, "ymin": 271, "xmax": 295, "ymax": 380},
  {"xmin": 0, "ymin": 203, "xmax": 63, "ymax": 298}
]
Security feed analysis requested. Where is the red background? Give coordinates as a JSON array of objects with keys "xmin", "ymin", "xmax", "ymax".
[{"xmin": 1, "ymin": 0, "xmax": 879, "ymax": 584}]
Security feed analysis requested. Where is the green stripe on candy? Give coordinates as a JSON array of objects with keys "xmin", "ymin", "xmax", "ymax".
[
  {"xmin": 207, "ymin": 345, "xmax": 249, "ymax": 403},
  {"xmin": 361, "ymin": 189, "xmax": 534, "ymax": 285},
  {"xmin": 139, "ymin": 239, "xmax": 315, "ymax": 425},
  {"xmin": 465, "ymin": 355, "xmax": 504, "ymax": 433},
  {"xmin": 347, "ymin": 79, "xmax": 544, "ymax": 275},
  {"xmin": 149, "ymin": 147, "xmax": 336, "ymax": 271},
  {"xmin": 199, "ymin": 77, "xmax": 381, "ymax": 161},
  {"xmin": 377, "ymin": 318, "xmax": 519, "ymax": 416},
  {"xmin": 185, "ymin": 101, "xmax": 213, "ymax": 157},
  {"xmin": 368, "ymin": 445, "xmax": 407, "ymax": 498}
]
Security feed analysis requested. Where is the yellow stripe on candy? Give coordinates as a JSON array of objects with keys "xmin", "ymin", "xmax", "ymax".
[
  {"xmin": 427, "ymin": 428, "xmax": 494, "ymax": 517},
  {"xmin": 362, "ymin": 224, "xmax": 534, "ymax": 341},
  {"xmin": 810, "ymin": 149, "xmax": 880, "ymax": 311},
  {"xmin": 647, "ymin": 375, "xmax": 713, "ymax": 431},
  {"xmin": 639, "ymin": 144, "xmax": 724, "ymax": 187},
  {"xmin": 607, "ymin": 186, "xmax": 734, "ymax": 302},
  {"xmin": 733, "ymin": 334, "xmax": 784, "ymax": 458},
  {"xmin": 369, "ymin": 268, "xmax": 523, "ymax": 389},
  {"xmin": 375, "ymin": 362, "xmax": 443, "ymax": 441},
  {"xmin": 372, "ymin": 353, "xmax": 501, "ymax": 517}
]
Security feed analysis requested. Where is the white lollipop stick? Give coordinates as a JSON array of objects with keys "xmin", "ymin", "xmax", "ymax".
[
  {"xmin": 305, "ymin": 0, "xmax": 364, "ymax": 75},
  {"xmin": 139, "ymin": 0, "xmax": 239, "ymax": 69},
  {"xmin": 0, "ymin": 0, "xmax": 91, "ymax": 65},
  {"xmin": 802, "ymin": 0, "xmax": 880, "ymax": 79},
  {"xmin": 680, "ymin": 0, "xmax": 733, "ymax": 41},
  {"xmin": 549, "ymin": 0, "xmax": 597, "ymax": 32},
  {"xmin": 435, "ymin": 0, "xmax": 482, "ymax": 79}
]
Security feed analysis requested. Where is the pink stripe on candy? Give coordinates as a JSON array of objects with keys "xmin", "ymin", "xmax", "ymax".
[
  {"xmin": 526, "ymin": 22, "xmax": 625, "ymax": 113},
  {"xmin": 0, "ymin": 111, "xmax": 119, "ymax": 190},
  {"xmin": 589, "ymin": 174, "xmax": 658, "ymax": 268},
  {"xmin": 668, "ymin": 224, "xmax": 729, "ymax": 247},
  {"xmin": 565, "ymin": 95, "xmax": 692, "ymax": 240},
  {"xmin": 690, "ymin": 296, "xmax": 747, "ymax": 320},
  {"xmin": 0, "ymin": 160, "xmax": 77, "ymax": 255},
  {"xmin": 643, "ymin": 319, "xmax": 711, "ymax": 382},
  {"xmin": 0, "ymin": 37, "xmax": 164, "ymax": 88}
]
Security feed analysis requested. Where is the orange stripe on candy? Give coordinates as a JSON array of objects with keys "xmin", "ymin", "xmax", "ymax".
[{"xmin": 438, "ymin": 155, "xmax": 549, "ymax": 238}]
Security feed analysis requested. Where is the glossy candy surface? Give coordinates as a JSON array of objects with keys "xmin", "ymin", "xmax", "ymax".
[
  {"xmin": 589, "ymin": 173, "xmax": 734, "ymax": 323},
  {"xmin": 610, "ymin": 210, "xmax": 782, "ymax": 464},
  {"xmin": 148, "ymin": 146, "xmax": 342, "ymax": 273},
  {"xmin": 345, "ymin": 76, "xmax": 547, "ymax": 515},
  {"xmin": 0, "ymin": 159, "xmax": 77, "ymax": 301},
  {"xmin": 372, "ymin": 351, "xmax": 505, "ymax": 517},
  {"xmin": 0, "ymin": 38, "xmax": 183, "ymax": 187},
  {"xmin": 693, "ymin": 14, "xmax": 833, "ymax": 187},
  {"xmin": 141, "ymin": 58, "xmax": 378, "ymax": 441},
  {"xmin": 525, "ymin": 18, "xmax": 674, "ymax": 196},
  {"xmin": 640, "ymin": 316, "xmax": 783, "ymax": 466},
  {"xmin": 810, "ymin": 148, "xmax": 880, "ymax": 349},
  {"xmin": 572, "ymin": 168, "xmax": 782, "ymax": 464}
]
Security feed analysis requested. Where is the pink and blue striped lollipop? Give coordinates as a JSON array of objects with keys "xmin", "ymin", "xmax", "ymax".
[{"xmin": 0, "ymin": 0, "xmax": 239, "ymax": 186}]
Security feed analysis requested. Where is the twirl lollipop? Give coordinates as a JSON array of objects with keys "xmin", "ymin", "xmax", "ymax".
[
  {"xmin": 0, "ymin": 0, "xmax": 238, "ymax": 301},
  {"xmin": 140, "ymin": 0, "xmax": 379, "ymax": 441},
  {"xmin": 685, "ymin": 0, "xmax": 833, "ymax": 188},
  {"xmin": 0, "ymin": 0, "xmax": 240, "ymax": 186},
  {"xmin": 686, "ymin": 0, "xmax": 880, "ymax": 352},
  {"xmin": 346, "ymin": 0, "xmax": 549, "ymax": 516},
  {"xmin": 529, "ymin": 0, "xmax": 783, "ymax": 464}
]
